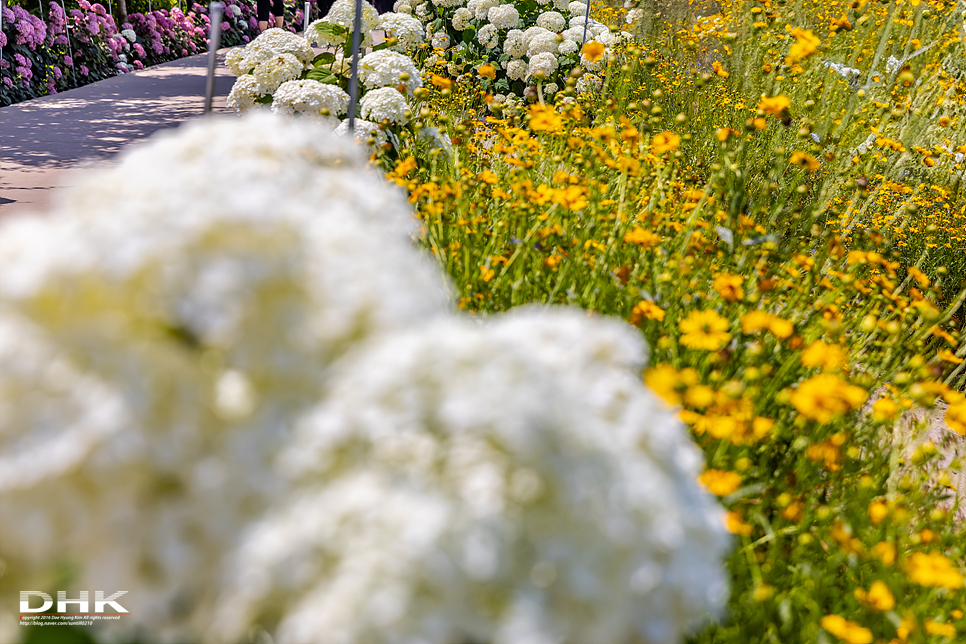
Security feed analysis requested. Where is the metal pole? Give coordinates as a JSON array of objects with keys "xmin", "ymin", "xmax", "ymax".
[
  {"xmin": 148, "ymin": 0, "xmax": 151, "ymax": 12},
  {"xmin": 1, "ymin": 0, "xmax": 5, "ymax": 71},
  {"xmin": 59, "ymin": 1, "xmax": 72, "ymax": 79},
  {"xmin": 346, "ymin": 0, "xmax": 362, "ymax": 131},
  {"xmin": 37, "ymin": 0, "xmax": 43, "ymax": 20},
  {"xmin": 204, "ymin": 1, "xmax": 223, "ymax": 114},
  {"xmin": 303, "ymin": 0, "xmax": 309, "ymax": 30},
  {"xmin": 580, "ymin": 0, "xmax": 590, "ymax": 44}
]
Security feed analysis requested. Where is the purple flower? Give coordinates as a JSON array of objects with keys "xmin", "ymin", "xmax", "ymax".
[
  {"xmin": 248, "ymin": 16, "xmax": 257, "ymax": 29},
  {"xmin": 79, "ymin": 64, "xmax": 89, "ymax": 76},
  {"xmin": 15, "ymin": 65, "xmax": 32, "ymax": 81},
  {"xmin": 2, "ymin": 77, "xmax": 12, "ymax": 88},
  {"xmin": 133, "ymin": 43, "xmax": 145, "ymax": 57},
  {"xmin": 241, "ymin": 34, "xmax": 249, "ymax": 42},
  {"xmin": 181, "ymin": 48, "xmax": 187, "ymax": 56},
  {"xmin": 13, "ymin": 54, "xmax": 26, "ymax": 67},
  {"xmin": 63, "ymin": 55, "xmax": 73, "ymax": 67},
  {"xmin": 53, "ymin": 66, "xmax": 63, "ymax": 79},
  {"xmin": 86, "ymin": 15, "xmax": 101, "ymax": 35},
  {"xmin": 54, "ymin": 35, "xmax": 68, "ymax": 46},
  {"xmin": 221, "ymin": 20, "xmax": 230, "ymax": 30},
  {"xmin": 0, "ymin": 31, "xmax": 6, "ymax": 48},
  {"xmin": 133, "ymin": 59, "xmax": 143, "ymax": 69},
  {"xmin": 0, "ymin": 59, "xmax": 9, "ymax": 70}
]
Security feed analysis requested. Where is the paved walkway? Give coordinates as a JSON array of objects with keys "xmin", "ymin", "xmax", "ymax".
[{"xmin": 0, "ymin": 49, "xmax": 237, "ymax": 216}]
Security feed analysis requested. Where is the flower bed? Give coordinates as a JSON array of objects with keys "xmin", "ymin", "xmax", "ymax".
[{"xmin": 0, "ymin": 0, "xmax": 311, "ymax": 107}]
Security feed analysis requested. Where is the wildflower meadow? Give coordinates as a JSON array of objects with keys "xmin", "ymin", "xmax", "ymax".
[{"xmin": 3, "ymin": 0, "xmax": 966, "ymax": 642}]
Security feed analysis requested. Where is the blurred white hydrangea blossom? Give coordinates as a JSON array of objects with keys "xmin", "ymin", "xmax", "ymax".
[
  {"xmin": 0, "ymin": 113, "xmax": 450, "ymax": 642},
  {"xmin": 487, "ymin": 3, "xmax": 520, "ymax": 29},
  {"xmin": 209, "ymin": 309, "xmax": 731, "ymax": 644}
]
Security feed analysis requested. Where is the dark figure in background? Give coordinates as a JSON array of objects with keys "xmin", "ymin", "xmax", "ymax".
[
  {"xmin": 373, "ymin": 0, "xmax": 393, "ymax": 12},
  {"xmin": 258, "ymin": 0, "xmax": 285, "ymax": 31}
]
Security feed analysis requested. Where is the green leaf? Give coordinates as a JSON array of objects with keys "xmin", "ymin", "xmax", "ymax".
[
  {"xmin": 495, "ymin": 77, "xmax": 510, "ymax": 92},
  {"xmin": 432, "ymin": 18, "xmax": 445, "ymax": 31},
  {"xmin": 372, "ymin": 41, "xmax": 390, "ymax": 51},
  {"xmin": 313, "ymin": 52, "xmax": 336, "ymax": 66},
  {"xmin": 462, "ymin": 26, "xmax": 477, "ymax": 44},
  {"xmin": 306, "ymin": 68, "xmax": 341, "ymax": 85},
  {"xmin": 312, "ymin": 20, "xmax": 346, "ymax": 37},
  {"xmin": 255, "ymin": 94, "xmax": 274, "ymax": 104}
]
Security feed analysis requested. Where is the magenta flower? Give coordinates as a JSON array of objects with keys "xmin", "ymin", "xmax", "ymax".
[
  {"xmin": 2, "ymin": 77, "xmax": 12, "ymax": 88},
  {"xmin": 79, "ymin": 64, "xmax": 89, "ymax": 76},
  {"xmin": 63, "ymin": 55, "xmax": 73, "ymax": 67},
  {"xmin": 133, "ymin": 59, "xmax": 143, "ymax": 69}
]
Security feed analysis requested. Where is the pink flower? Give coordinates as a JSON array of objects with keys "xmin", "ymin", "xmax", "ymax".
[
  {"xmin": 133, "ymin": 60, "xmax": 144, "ymax": 69},
  {"xmin": 79, "ymin": 64, "xmax": 89, "ymax": 76}
]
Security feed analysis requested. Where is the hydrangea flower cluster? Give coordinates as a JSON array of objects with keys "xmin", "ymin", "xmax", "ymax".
[
  {"xmin": 0, "ymin": 114, "xmax": 730, "ymax": 644},
  {"xmin": 384, "ymin": 0, "xmax": 627, "ymax": 94},
  {"xmin": 0, "ymin": 114, "xmax": 451, "ymax": 642}
]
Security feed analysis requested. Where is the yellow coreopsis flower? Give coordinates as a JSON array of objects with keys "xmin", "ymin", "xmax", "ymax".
[
  {"xmin": 904, "ymin": 552, "xmax": 966, "ymax": 589},
  {"xmin": 477, "ymin": 64, "xmax": 496, "ymax": 79},
  {"xmin": 800, "ymin": 340, "xmax": 846, "ymax": 371},
  {"xmin": 581, "ymin": 41, "xmax": 606, "ymax": 62},
  {"xmin": 713, "ymin": 273, "xmax": 744, "ymax": 302},
  {"xmin": 624, "ymin": 226, "xmax": 662, "ymax": 247},
  {"xmin": 679, "ymin": 309, "xmax": 732, "ymax": 351},
  {"xmin": 790, "ymin": 150, "xmax": 820, "ymax": 171},
  {"xmin": 758, "ymin": 94, "xmax": 790, "ymax": 118},
  {"xmin": 699, "ymin": 469, "xmax": 742, "ymax": 496},
  {"xmin": 944, "ymin": 400, "xmax": 966, "ymax": 434},
  {"xmin": 652, "ymin": 131, "xmax": 681, "ymax": 153},
  {"xmin": 820, "ymin": 615, "xmax": 873, "ymax": 644},
  {"xmin": 629, "ymin": 300, "xmax": 666, "ymax": 324},
  {"xmin": 725, "ymin": 510, "xmax": 753, "ymax": 536},
  {"xmin": 790, "ymin": 374, "xmax": 867, "ymax": 423},
  {"xmin": 528, "ymin": 105, "xmax": 563, "ymax": 132},
  {"xmin": 789, "ymin": 27, "xmax": 820, "ymax": 61}
]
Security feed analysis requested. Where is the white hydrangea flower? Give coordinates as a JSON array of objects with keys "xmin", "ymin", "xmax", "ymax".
[
  {"xmin": 309, "ymin": 0, "xmax": 379, "ymax": 48},
  {"xmin": 227, "ymin": 75, "xmax": 267, "ymax": 113},
  {"xmin": 305, "ymin": 18, "xmax": 348, "ymax": 47},
  {"xmin": 247, "ymin": 27, "xmax": 315, "ymax": 66},
  {"xmin": 506, "ymin": 58, "xmax": 528, "ymax": 80},
  {"xmin": 553, "ymin": 0, "xmax": 569, "ymax": 10},
  {"xmin": 0, "ymin": 113, "xmax": 451, "ymax": 642},
  {"xmin": 358, "ymin": 50, "xmax": 423, "ymax": 95},
  {"xmin": 432, "ymin": 31, "xmax": 452, "ymax": 49},
  {"xmin": 625, "ymin": 7, "xmax": 644, "ymax": 24},
  {"xmin": 487, "ymin": 3, "xmax": 520, "ymax": 29},
  {"xmin": 536, "ymin": 0, "xmax": 551, "ymax": 5},
  {"xmin": 334, "ymin": 118, "xmax": 389, "ymax": 150},
  {"xmin": 568, "ymin": 0, "xmax": 587, "ymax": 15},
  {"xmin": 418, "ymin": 126, "xmax": 454, "ymax": 155},
  {"xmin": 536, "ymin": 10, "xmax": 565, "ymax": 32},
  {"xmin": 415, "ymin": 2, "xmax": 434, "ymax": 19},
  {"xmin": 521, "ymin": 25, "xmax": 551, "ymax": 48},
  {"xmin": 431, "ymin": 0, "xmax": 466, "ymax": 7},
  {"xmin": 543, "ymin": 81, "xmax": 559, "ymax": 94},
  {"xmin": 478, "ymin": 23, "xmax": 500, "ymax": 49},
  {"xmin": 271, "ymin": 79, "xmax": 350, "ymax": 119},
  {"xmin": 527, "ymin": 31, "xmax": 560, "ymax": 57},
  {"xmin": 528, "ymin": 51, "xmax": 558, "ymax": 79},
  {"xmin": 561, "ymin": 25, "xmax": 584, "ymax": 42},
  {"xmin": 503, "ymin": 29, "xmax": 527, "ymax": 57},
  {"xmin": 360, "ymin": 86, "xmax": 411, "ymax": 124},
  {"xmin": 121, "ymin": 27, "xmax": 137, "ymax": 41},
  {"xmin": 575, "ymin": 72, "xmax": 601, "ymax": 93},
  {"xmin": 379, "ymin": 12, "xmax": 425, "ymax": 51},
  {"xmin": 451, "ymin": 7, "xmax": 473, "ymax": 30},
  {"xmin": 252, "ymin": 52, "xmax": 303, "ymax": 94},
  {"xmin": 595, "ymin": 29, "xmax": 616, "ymax": 46},
  {"xmin": 393, "ymin": 0, "xmax": 413, "ymax": 11},
  {"xmin": 467, "ymin": 0, "xmax": 499, "ymax": 20},
  {"xmin": 210, "ymin": 309, "xmax": 731, "ymax": 644},
  {"xmin": 558, "ymin": 38, "xmax": 578, "ymax": 55}
]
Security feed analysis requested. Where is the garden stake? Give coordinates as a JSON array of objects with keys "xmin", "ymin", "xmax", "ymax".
[
  {"xmin": 580, "ymin": 0, "xmax": 590, "ymax": 45},
  {"xmin": 37, "ymin": 0, "xmax": 43, "ymax": 21},
  {"xmin": 1, "ymin": 0, "xmax": 4, "ymax": 65},
  {"xmin": 346, "ymin": 0, "xmax": 363, "ymax": 132},
  {"xmin": 204, "ymin": 1, "xmax": 223, "ymax": 114},
  {"xmin": 303, "ymin": 1, "xmax": 310, "ymax": 29}
]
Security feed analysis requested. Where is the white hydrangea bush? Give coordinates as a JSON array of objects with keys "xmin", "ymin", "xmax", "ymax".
[
  {"xmin": 208, "ymin": 309, "xmax": 732, "ymax": 644},
  {"xmin": 380, "ymin": 0, "xmax": 624, "ymax": 95},
  {"xmin": 0, "ymin": 113, "xmax": 451, "ymax": 643},
  {"xmin": 225, "ymin": 0, "xmax": 424, "ymax": 149}
]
